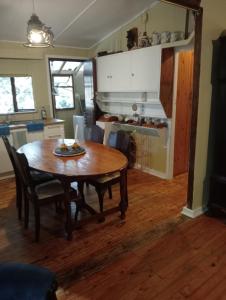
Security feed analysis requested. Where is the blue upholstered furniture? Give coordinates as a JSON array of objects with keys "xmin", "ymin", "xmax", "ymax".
[
  {"xmin": 26, "ymin": 122, "xmax": 44, "ymax": 132},
  {"xmin": 0, "ymin": 125, "xmax": 10, "ymax": 136},
  {"xmin": 0, "ymin": 262, "xmax": 58, "ymax": 300}
]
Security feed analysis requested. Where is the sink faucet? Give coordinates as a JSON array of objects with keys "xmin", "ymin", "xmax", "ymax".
[
  {"xmin": 5, "ymin": 114, "xmax": 9, "ymax": 124},
  {"xmin": 5, "ymin": 114, "xmax": 13, "ymax": 124}
]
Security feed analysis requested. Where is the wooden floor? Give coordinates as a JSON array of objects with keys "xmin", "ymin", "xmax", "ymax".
[{"xmin": 1, "ymin": 169, "xmax": 226, "ymax": 299}]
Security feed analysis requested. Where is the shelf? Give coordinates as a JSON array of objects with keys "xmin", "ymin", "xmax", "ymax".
[
  {"xmin": 161, "ymin": 31, "xmax": 194, "ymax": 49},
  {"xmin": 97, "ymin": 99, "xmax": 160, "ymax": 105},
  {"xmin": 111, "ymin": 122, "xmax": 163, "ymax": 137}
]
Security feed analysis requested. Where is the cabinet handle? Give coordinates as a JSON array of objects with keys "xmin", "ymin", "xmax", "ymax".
[
  {"xmin": 46, "ymin": 125, "xmax": 61, "ymax": 129},
  {"xmin": 131, "ymin": 73, "xmax": 135, "ymax": 77},
  {"xmin": 48, "ymin": 135, "xmax": 63, "ymax": 138}
]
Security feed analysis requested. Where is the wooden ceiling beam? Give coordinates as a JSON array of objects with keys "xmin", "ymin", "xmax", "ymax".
[{"xmin": 160, "ymin": 0, "xmax": 201, "ymax": 11}]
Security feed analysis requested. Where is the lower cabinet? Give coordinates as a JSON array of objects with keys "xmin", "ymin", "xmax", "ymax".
[
  {"xmin": 0, "ymin": 134, "xmax": 13, "ymax": 174},
  {"xmin": 0, "ymin": 123, "xmax": 65, "ymax": 179},
  {"xmin": 26, "ymin": 131, "xmax": 44, "ymax": 143},
  {"xmin": 44, "ymin": 124, "xmax": 65, "ymax": 139}
]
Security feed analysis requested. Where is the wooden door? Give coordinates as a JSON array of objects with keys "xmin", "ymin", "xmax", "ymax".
[
  {"xmin": 160, "ymin": 48, "xmax": 175, "ymax": 118},
  {"xmin": 174, "ymin": 50, "xmax": 194, "ymax": 176}
]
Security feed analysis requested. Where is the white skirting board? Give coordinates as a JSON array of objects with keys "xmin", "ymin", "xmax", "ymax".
[
  {"xmin": 134, "ymin": 163, "xmax": 168, "ymax": 179},
  {"xmin": 0, "ymin": 172, "xmax": 14, "ymax": 180},
  {"xmin": 182, "ymin": 206, "xmax": 207, "ymax": 218}
]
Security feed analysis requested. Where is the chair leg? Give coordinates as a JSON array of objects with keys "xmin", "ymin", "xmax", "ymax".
[
  {"xmin": 78, "ymin": 181, "xmax": 85, "ymax": 203},
  {"xmin": 74, "ymin": 201, "xmax": 82, "ymax": 227},
  {"xmin": 48, "ymin": 291, "xmax": 58, "ymax": 300},
  {"xmin": 16, "ymin": 176, "xmax": 22, "ymax": 220},
  {"xmin": 119, "ymin": 169, "xmax": 128, "ymax": 220},
  {"xmin": 108, "ymin": 186, "xmax": 112, "ymax": 199},
  {"xmin": 46, "ymin": 277, "xmax": 58, "ymax": 300},
  {"xmin": 34, "ymin": 204, "xmax": 40, "ymax": 242},
  {"xmin": 95, "ymin": 187, "xmax": 106, "ymax": 222},
  {"xmin": 74, "ymin": 203, "xmax": 80, "ymax": 221},
  {"xmin": 55, "ymin": 200, "xmax": 63, "ymax": 214},
  {"xmin": 24, "ymin": 194, "xmax": 29, "ymax": 229}
]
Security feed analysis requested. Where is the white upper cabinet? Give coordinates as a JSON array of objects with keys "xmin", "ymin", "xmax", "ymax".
[
  {"xmin": 97, "ymin": 51, "xmax": 131, "ymax": 92},
  {"xmin": 96, "ymin": 45, "xmax": 162, "ymax": 93},
  {"xmin": 130, "ymin": 46, "xmax": 161, "ymax": 92}
]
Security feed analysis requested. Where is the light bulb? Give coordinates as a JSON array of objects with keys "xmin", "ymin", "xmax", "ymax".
[{"xmin": 29, "ymin": 30, "xmax": 43, "ymax": 43}]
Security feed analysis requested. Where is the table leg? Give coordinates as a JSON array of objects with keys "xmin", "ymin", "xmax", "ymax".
[
  {"xmin": 62, "ymin": 179, "xmax": 73, "ymax": 240},
  {"xmin": 119, "ymin": 168, "xmax": 128, "ymax": 219},
  {"xmin": 78, "ymin": 181, "xmax": 97, "ymax": 215}
]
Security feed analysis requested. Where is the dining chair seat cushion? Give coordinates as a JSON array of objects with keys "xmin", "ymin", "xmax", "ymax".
[
  {"xmin": 33, "ymin": 180, "xmax": 78, "ymax": 200},
  {"xmin": 31, "ymin": 170, "xmax": 54, "ymax": 185},
  {"xmin": 34, "ymin": 179, "xmax": 65, "ymax": 199},
  {"xmin": 94, "ymin": 171, "xmax": 120, "ymax": 184},
  {"xmin": 0, "ymin": 262, "xmax": 57, "ymax": 300}
]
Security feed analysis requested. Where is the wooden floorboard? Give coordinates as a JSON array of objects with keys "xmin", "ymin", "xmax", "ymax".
[{"xmin": 1, "ymin": 169, "xmax": 226, "ymax": 299}]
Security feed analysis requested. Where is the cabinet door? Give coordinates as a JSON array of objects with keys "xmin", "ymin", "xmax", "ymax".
[
  {"xmin": 97, "ymin": 52, "xmax": 131, "ymax": 92},
  {"xmin": 97, "ymin": 46, "xmax": 162, "ymax": 92},
  {"xmin": 44, "ymin": 124, "xmax": 65, "ymax": 139},
  {"xmin": 26, "ymin": 131, "xmax": 44, "ymax": 143},
  {"xmin": 111, "ymin": 52, "xmax": 131, "ymax": 91},
  {"xmin": 131, "ymin": 45, "xmax": 161, "ymax": 92},
  {"xmin": 0, "ymin": 134, "xmax": 13, "ymax": 173},
  {"xmin": 97, "ymin": 55, "xmax": 114, "ymax": 92}
]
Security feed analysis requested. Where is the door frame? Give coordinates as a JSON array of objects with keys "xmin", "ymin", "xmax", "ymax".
[
  {"xmin": 161, "ymin": 0, "xmax": 203, "ymax": 209},
  {"xmin": 45, "ymin": 55, "xmax": 89, "ymax": 118}
]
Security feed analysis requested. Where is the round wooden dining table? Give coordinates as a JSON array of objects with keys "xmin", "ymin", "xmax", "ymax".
[{"xmin": 18, "ymin": 139, "xmax": 128, "ymax": 240}]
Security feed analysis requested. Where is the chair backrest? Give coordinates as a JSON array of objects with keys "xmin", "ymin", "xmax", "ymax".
[
  {"xmin": 107, "ymin": 130, "xmax": 136, "ymax": 168},
  {"xmin": 107, "ymin": 130, "xmax": 130, "ymax": 152},
  {"xmin": 107, "ymin": 131, "xmax": 118, "ymax": 148},
  {"xmin": 89, "ymin": 125, "xmax": 104, "ymax": 144},
  {"xmin": 2, "ymin": 136, "xmax": 16, "ymax": 170},
  {"xmin": 10, "ymin": 147, "xmax": 34, "ymax": 190}
]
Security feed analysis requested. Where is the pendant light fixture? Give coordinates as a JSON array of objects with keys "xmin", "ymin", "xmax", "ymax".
[{"xmin": 24, "ymin": 0, "xmax": 54, "ymax": 47}]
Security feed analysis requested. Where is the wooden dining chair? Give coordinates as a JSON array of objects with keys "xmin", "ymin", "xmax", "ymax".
[
  {"xmin": 10, "ymin": 146, "xmax": 81, "ymax": 242},
  {"xmin": 2, "ymin": 135, "xmax": 54, "ymax": 220},
  {"xmin": 88, "ymin": 124, "xmax": 104, "ymax": 144},
  {"xmin": 83, "ymin": 124, "xmax": 105, "ymax": 192},
  {"xmin": 86, "ymin": 130, "xmax": 131, "ymax": 220}
]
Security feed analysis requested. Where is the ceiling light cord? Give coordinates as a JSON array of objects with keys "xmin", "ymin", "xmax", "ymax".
[{"xmin": 32, "ymin": 0, "xmax": 35, "ymax": 14}]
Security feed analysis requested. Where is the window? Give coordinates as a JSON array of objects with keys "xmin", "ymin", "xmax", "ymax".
[
  {"xmin": 0, "ymin": 76, "xmax": 35, "ymax": 114},
  {"xmin": 52, "ymin": 75, "xmax": 75, "ymax": 110}
]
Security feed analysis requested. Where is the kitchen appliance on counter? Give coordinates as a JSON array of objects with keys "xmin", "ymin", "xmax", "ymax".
[{"xmin": 73, "ymin": 115, "xmax": 85, "ymax": 141}]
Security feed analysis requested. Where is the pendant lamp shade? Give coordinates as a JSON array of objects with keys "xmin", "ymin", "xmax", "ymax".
[{"xmin": 24, "ymin": 7, "xmax": 54, "ymax": 47}]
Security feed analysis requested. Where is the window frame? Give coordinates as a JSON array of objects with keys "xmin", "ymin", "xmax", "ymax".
[
  {"xmin": 0, "ymin": 75, "xmax": 35, "ymax": 114},
  {"xmin": 52, "ymin": 74, "xmax": 76, "ymax": 111}
]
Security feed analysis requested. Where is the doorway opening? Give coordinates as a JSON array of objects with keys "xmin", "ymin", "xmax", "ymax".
[{"xmin": 48, "ymin": 58, "xmax": 94, "ymax": 138}]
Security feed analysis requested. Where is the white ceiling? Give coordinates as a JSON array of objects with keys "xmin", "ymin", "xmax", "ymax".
[{"xmin": 0, "ymin": 0, "xmax": 158, "ymax": 49}]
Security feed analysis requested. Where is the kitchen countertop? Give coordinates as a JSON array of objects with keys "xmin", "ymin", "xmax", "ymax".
[{"xmin": 0, "ymin": 118, "xmax": 64, "ymax": 130}]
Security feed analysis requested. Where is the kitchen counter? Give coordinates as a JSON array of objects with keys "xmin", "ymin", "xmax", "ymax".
[
  {"xmin": 0, "ymin": 118, "xmax": 64, "ymax": 130},
  {"xmin": 0, "ymin": 118, "xmax": 65, "ymax": 179}
]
